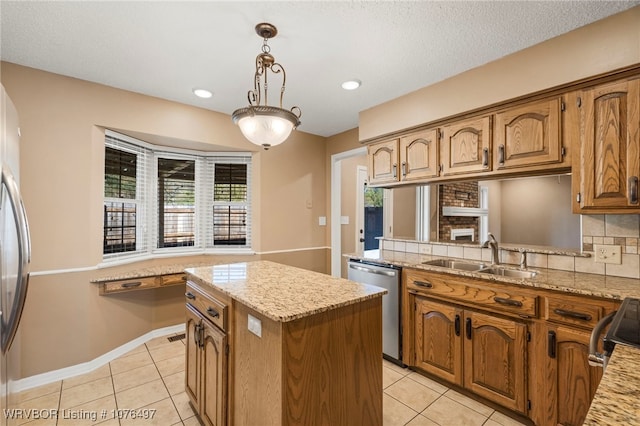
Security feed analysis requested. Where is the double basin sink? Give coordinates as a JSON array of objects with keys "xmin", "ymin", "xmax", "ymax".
[{"xmin": 423, "ymin": 258, "xmax": 537, "ymax": 279}]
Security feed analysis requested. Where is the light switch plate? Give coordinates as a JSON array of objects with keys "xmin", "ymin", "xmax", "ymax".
[
  {"xmin": 248, "ymin": 314, "xmax": 262, "ymax": 338},
  {"xmin": 340, "ymin": 216, "xmax": 349, "ymax": 225},
  {"xmin": 318, "ymin": 216, "xmax": 327, "ymax": 226},
  {"xmin": 594, "ymin": 244, "xmax": 622, "ymax": 264}
]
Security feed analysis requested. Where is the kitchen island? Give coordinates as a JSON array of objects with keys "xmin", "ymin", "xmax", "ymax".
[{"xmin": 184, "ymin": 260, "xmax": 386, "ymax": 426}]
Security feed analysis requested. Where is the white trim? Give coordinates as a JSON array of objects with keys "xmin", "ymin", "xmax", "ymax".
[
  {"xmin": 30, "ymin": 246, "xmax": 329, "ymax": 276},
  {"xmin": 442, "ymin": 206, "xmax": 489, "ymax": 217},
  {"xmin": 451, "ymin": 228, "xmax": 475, "ymax": 241},
  {"xmin": 330, "ymin": 147, "xmax": 367, "ymax": 277},
  {"xmin": 258, "ymin": 246, "xmax": 329, "ymax": 255},
  {"xmin": 355, "ymin": 166, "xmax": 367, "ymax": 253},
  {"xmin": 13, "ymin": 324, "xmax": 185, "ymax": 392},
  {"xmin": 30, "ymin": 265, "xmax": 98, "ymax": 277}
]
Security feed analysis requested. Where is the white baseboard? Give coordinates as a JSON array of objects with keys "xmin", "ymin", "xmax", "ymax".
[{"xmin": 12, "ymin": 323, "xmax": 185, "ymax": 392}]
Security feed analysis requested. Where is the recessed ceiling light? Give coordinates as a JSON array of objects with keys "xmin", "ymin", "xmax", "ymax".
[
  {"xmin": 193, "ymin": 88, "xmax": 213, "ymax": 98},
  {"xmin": 341, "ymin": 80, "xmax": 361, "ymax": 90}
]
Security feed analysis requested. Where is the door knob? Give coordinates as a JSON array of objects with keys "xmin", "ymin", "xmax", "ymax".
[{"xmin": 359, "ymin": 238, "xmax": 365, "ymax": 243}]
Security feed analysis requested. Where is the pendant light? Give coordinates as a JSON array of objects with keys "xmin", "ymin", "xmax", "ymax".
[{"xmin": 232, "ymin": 23, "xmax": 302, "ymax": 150}]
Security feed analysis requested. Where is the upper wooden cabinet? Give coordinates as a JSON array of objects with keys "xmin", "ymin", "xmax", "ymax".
[
  {"xmin": 368, "ymin": 129, "xmax": 439, "ymax": 185},
  {"xmin": 399, "ymin": 129, "xmax": 439, "ymax": 181},
  {"xmin": 367, "ymin": 139, "xmax": 399, "ymax": 185},
  {"xmin": 494, "ymin": 98, "xmax": 565, "ymax": 171},
  {"xmin": 441, "ymin": 115, "xmax": 492, "ymax": 176},
  {"xmin": 573, "ymin": 78, "xmax": 640, "ymax": 213}
]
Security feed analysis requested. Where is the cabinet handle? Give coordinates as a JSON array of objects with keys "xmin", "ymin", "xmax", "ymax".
[
  {"xmin": 553, "ymin": 308, "xmax": 592, "ymax": 321},
  {"xmin": 121, "ymin": 281, "xmax": 142, "ymax": 288},
  {"xmin": 414, "ymin": 280, "xmax": 433, "ymax": 289},
  {"xmin": 454, "ymin": 314, "xmax": 461, "ymax": 337},
  {"xmin": 493, "ymin": 297, "xmax": 523, "ymax": 308},
  {"xmin": 401, "ymin": 162, "xmax": 407, "ymax": 177},
  {"xmin": 498, "ymin": 144, "xmax": 505, "ymax": 166},
  {"xmin": 482, "ymin": 148, "xmax": 489, "ymax": 168},
  {"xmin": 206, "ymin": 307, "xmax": 220, "ymax": 319},
  {"xmin": 548, "ymin": 331, "xmax": 556, "ymax": 359},
  {"xmin": 465, "ymin": 317, "xmax": 472, "ymax": 340},
  {"xmin": 392, "ymin": 163, "xmax": 397, "ymax": 178},
  {"xmin": 629, "ymin": 176, "xmax": 638, "ymax": 204},
  {"xmin": 194, "ymin": 322, "xmax": 201, "ymax": 347},
  {"xmin": 185, "ymin": 292, "xmax": 196, "ymax": 300}
]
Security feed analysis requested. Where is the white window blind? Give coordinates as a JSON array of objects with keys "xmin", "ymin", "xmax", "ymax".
[
  {"xmin": 103, "ymin": 131, "xmax": 252, "ymax": 260},
  {"xmin": 104, "ymin": 134, "xmax": 149, "ymax": 258},
  {"xmin": 208, "ymin": 156, "xmax": 252, "ymax": 249}
]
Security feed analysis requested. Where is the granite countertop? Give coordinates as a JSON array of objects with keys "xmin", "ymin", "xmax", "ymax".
[
  {"xmin": 91, "ymin": 262, "xmax": 222, "ymax": 283},
  {"xmin": 584, "ymin": 344, "xmax": 640, "ymax": 425},
  {"xmin": 185, "ymin": 260, "xmax": 387, "ymax": 322},
  {"xmin": 348, "ymin": 251, "xmax": 640, "ymax": 300}
]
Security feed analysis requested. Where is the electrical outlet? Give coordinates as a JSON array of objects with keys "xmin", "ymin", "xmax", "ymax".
[
  {"xmin": 248, "ymin": 314, "xmax": 262, "ymax": 338},
  {"xmin": 419, "ymin": 244, "xmax": 432, "ymax": 255},
  {"xmin": 594, "ymin": 244, "xmax": 622, "ymax": 264}
]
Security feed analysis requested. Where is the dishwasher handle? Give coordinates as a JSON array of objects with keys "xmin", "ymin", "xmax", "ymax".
[
  {"xmin": 588, "ymin": 311, "xmax": 617, "ymax": 367},
  {"xmin": 348, "ymin": 263, "xmax": 398, "ymax": 277}
]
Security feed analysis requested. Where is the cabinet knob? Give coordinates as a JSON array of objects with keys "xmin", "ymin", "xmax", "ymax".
[
  {"xmin": 454, "ymin": 314, "xmax": 461, "ymax": 337},
  {"xmin": 465, "ymin": 317, "xmax": 472, "ymax": 340},
  {"xmin": 498, "ymin": 144, "xmax": 505, "ymax": 166}
]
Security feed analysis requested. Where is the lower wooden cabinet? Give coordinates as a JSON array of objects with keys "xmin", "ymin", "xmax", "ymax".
[
  {"xmin": 412, "ymin": 296, "xmax": 528, "ymax": 413},
  {"xmin": 186, "ymin": 303, "xmax": 228, "ymax": 426},
  {"xmin": 538, "ymin": 325, "xmax": 603, "ymax": 426},
  {"xmin": 404, "ymin": 268, "xmax": 619, "ymax": 425}
]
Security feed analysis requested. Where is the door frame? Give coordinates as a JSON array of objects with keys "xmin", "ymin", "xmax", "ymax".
[{"xmin": 330, "ymin": 147, "xmax": 367, "ymax": 277}]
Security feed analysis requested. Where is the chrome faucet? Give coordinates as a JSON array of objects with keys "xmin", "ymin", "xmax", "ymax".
[{"xmin": 482, "ymin": 233, "xmax": 500, "ymax": 265}]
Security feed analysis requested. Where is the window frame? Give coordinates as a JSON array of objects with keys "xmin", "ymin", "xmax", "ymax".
[{"xmin": 102, "ymin": 131, "xmax": 253, "ymax": 264}]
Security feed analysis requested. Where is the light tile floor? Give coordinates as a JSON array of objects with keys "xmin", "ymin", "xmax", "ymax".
[{"xmin": 13, "ymin": 334, "xmax": 527, "ymax": 426}]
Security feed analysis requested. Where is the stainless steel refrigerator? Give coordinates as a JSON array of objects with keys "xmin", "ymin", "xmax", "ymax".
[{"xmin": 0, "ymin": 85, "xmax": 31, "ymax": 425}]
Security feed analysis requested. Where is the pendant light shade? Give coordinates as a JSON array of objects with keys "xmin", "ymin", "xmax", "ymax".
[{"xmin": 232, "ymin": 23, "xmax": 301, "ymax": 150}]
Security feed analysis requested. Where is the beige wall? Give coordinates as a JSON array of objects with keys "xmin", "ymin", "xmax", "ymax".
[
  {"xmin": 1, "ymin": 62, "xmax": 328, "ymax": 377},
  {"xmin": 359, "ymin": 7, "xmax": 640, "ymax": 141}
]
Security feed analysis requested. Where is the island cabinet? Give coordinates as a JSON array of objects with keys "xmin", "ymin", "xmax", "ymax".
[
  {"xmin": 185, "ymin": 282, "xmax": 230, "ymax": 426},
  {"xmin": 409, "ymin": 275, "xmax": 529, "ymax": 413},
  {"xmin": 368, "ymin": 128, "xmax": 439, "ymax": 185},
  {"xmin": 573, "ymin": 77, "xmax": 640, "ymax": 213},
  {"xmin": 185, "ymin": 261, "xmax": 385, "ymax": 426}
]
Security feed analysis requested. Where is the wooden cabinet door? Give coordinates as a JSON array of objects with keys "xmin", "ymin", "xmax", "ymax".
[
  {"xmin": 200, "ymin": 319, "xmax": 228, "ymax": 426},
  {"xmin": 463, "ymin": 311, "xmax": 527, "ymax": 413},
  {"xmin": 494, "ymin": 98, "xmax": 563, "ymax": 170},
  {"xmin": 367, "ymin": 139, "xmax": 399, "ymax": 185},
  {"xmin": 399, "ymin": 129, "xmax": 439, "ymax": 181},
  {"xmin": 545, "ymin": 326, "xmax": 602, "ymax": 426},
  {"xmin": 578, "ymin": 79, "xmax": 640, "ymax": 211},
  {"xmin": 414, "ymin": 297, "xmax": 463, "ymax": 385},
  {"xmin": 441, "ymin": 115, "xmax": 492, "ymax": 176},
  {"xmin": 185, "ymin": 305, "xmax": 202, "ymax": 409}
]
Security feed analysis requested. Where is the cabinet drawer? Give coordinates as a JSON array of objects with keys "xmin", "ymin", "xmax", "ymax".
[
  {"xmin": 101, "ymin": 276, "xmax": 160, "ymax": 294},
  {"xmin": 545, "ymin": 297, "xmax": 603, "ymax": 328},
  {"xmin": 406, "ymin": 269, "xmax": 537, "ymax": 317},
  {"xmin": 162, "ymin": 273, "xmax": 188, "ymax": 287},
  {"xmin": 186, "ymin": 282, "xmax": 227, "ymax": 331}
]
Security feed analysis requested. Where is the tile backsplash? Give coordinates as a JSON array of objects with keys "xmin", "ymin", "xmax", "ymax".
[{"xmin": 380, "ymin": 214, "xmax": 640, "ymax": 279}]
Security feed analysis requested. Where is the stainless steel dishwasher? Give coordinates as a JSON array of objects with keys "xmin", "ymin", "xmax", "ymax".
[{"xmin": 348, "ymin": 259, "xmax": 402, "ymax": 365}]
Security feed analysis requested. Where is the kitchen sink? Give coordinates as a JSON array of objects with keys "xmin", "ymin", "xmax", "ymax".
[
  {"xmin": 423, "ymin": 259, "xmax": 488, "ymax": 272},
  {"xmin": 478, "ymin": 266, "xmax": 537, "ymax": 279}
]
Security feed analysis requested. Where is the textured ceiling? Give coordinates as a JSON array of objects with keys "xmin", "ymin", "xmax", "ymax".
[{"xmin": 1, "ymin": 1, "xmax": 638, "ymax": 138}]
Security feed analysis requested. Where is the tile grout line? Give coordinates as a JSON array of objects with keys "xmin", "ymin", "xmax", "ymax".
[
  {"xmin": 106, "ymin": 361, "xmax": 121, "ymax": 426},
  {"xmin": 148, "ymin": 340, "xmax": 184, "ymax": 423}
]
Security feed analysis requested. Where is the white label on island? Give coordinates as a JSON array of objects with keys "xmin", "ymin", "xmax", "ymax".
[{"xmin": 248, "ymin": 314, "xmax": 262, "ymax": 338}]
